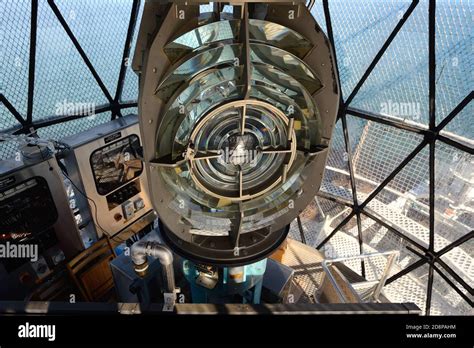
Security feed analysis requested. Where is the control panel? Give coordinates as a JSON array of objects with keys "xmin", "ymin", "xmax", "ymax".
[
  {"xmin": 61, "ymin": 114, "xmax": 154, "ymax": 239},
  {"xmin": 0, "ymin": 146, "xmax": 84, "ymax": 300},
  {"xmin": 106, "ymin": 179, "xmax": 141, "ymax": 210}
]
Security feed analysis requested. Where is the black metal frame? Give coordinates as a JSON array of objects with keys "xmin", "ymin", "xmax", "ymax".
[
  {"xmin": 0, "ymin": 0, "xmax": 141, "ymax": 136},
  {"xmin": 1, "ymin": 0, "xmax": 472, "ymax": 315},
  {"xmin": 314, "ymin": 0, "xmax": 473, "ymax": 314}
]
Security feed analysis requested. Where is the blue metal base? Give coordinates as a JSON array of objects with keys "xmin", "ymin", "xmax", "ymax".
[{"xmin": 183, "ymin": 259, "xmax": 267, "ymax": 304}]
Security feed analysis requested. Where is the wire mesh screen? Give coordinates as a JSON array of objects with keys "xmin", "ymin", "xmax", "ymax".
[
  {"xmin": 351, "ymin": 0, "xmax": 430, "ymax": 126},
  {"xmin": 0, "ymin": 0, "xmax": 142, "ymax": 160},
  {"xmin": 54, "ymin": 0, "xmax": 133, "ymax": 98},
  {"xmin": 321, "ymin": 119, "xmax": 353, "ymax": 202},
  {"xmin": 36, "ymin": 112, "xmax": 112, "ymax": 140},
  {"xmin": 33, "ymin": 0, "xmax": 110, "ymax": 121},
  {"xmin": 309, "ymin": 0, "xmax": 473, "ymax": 315},
  {"xmin": 1, "ymin": 0, "xmax": 31, "ymax": 129},
  {"xmin": 121, "ymin": 0, "xmax": 144, "ymax": 102},
  {"xmin": 329, "ymin": 0, "xmax": 413, "ymax": 101},
  {"xmin": 348, "ymin": 116, "xmax": 426, "ymax": 196},
  {"xmin": 434, "ymin": 1, "xmax": 473, "ymax": 128},
  {"xmin": 120, "ymin": 106, "xmax": 139, "ymax": 117}
]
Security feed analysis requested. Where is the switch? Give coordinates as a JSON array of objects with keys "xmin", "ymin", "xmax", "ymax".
[
  {"xmin": 122, "ymin": 201, "xmax": 135, "ymax": 220},
  {"xmin": 31, "ymin": 256, "xmax": 49, "ymax": 278},
  {"xmin": 134, "ymin": 198, "xmax": 145, "ymax": 211},
  {"xmin": 52, "ymin": 250, "xmax": 65, "ymax": 265}
]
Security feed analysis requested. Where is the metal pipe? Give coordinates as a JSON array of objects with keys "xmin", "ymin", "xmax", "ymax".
[{"xmin": 131, "ymin": 241, "xmax": 175, "ymax": 293}]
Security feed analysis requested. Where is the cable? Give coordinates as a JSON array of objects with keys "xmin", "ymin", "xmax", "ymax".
[
  {"xmin": 5, "ymin": 137, "xmax": 129, "ymax": 245},
  {"xmin": 63, "ymin": 157, "xmax": 148, "ymax": 246},
  {"xmin": 110, "ymin": 231, "xmax": 128, "ymax": 243},
  {"xmin": 62, "ymin": 170, "xmax": 130, "ymax": 245},
  {"xmin": 61, "ymin": 170, "xmax": 111, "ymax": 238},
  {"xmin": 58, "ymin": 145, "xmax": 146, "ymax": 246}
]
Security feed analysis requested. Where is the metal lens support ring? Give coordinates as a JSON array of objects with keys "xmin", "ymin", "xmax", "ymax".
[{"xmin": 186, "ymin": 99, "xmax": 297, "ymax": 202}]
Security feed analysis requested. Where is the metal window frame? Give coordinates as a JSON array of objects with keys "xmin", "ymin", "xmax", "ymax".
[
  {"xmin": 314, "ymin": 0, "xmax": 473, "ymax": 315},
  {"xmin": 0, "ymin": 0, "xmax": 141, "ymax": 136}
]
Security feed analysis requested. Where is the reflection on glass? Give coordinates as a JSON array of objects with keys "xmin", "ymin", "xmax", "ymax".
[
  {"xmin": 250, "ymin": 84, "xmax": 320, "ymax": 151},
  {"xmin": 156, "ymin": 44, "xmax": 242, "ymax": 102},
  {"xmin": 156, "ymin": 63, "xmax": 323, "ymax": 167},
  {"xmin": 154, "ymin": 17, "xmax": 325, "ymax": 236},
  {"xmin": 165, "ymin": 20, "xmax": 239, "ymax": 63},
  {"xmin": 249, "ymin": 19, "xmax": 312, "ymax": 58},
  {"xmin": 250, "ymin": 43, "xmax": 322, "ymax": 94},
  {"xmin": 157, "ymin": 43, "xmax": 322, "ymax": 102},
  {"xmin": 163, "ymin": 19, "xmax": 313, "ymax": 64},
  {"xmin": 156, "ymin": 66, "xmax": 242, "ymax": 158},
  {"xmin": 0, "ymin": 177, "xmax": 58, "ymax": 236},
  {"xmin": 191, "ymin": 104, "xmax": 289, "ymax": 199},
  {"xmin": 158, "ymin": 144, "xmax": 310, "ymax": 234},
  {"xmin": 90, "ymin": 135, "xmax": 143, "ymax": 195},
  {"xmin": 174, "ymin": 86, "xmax": 244, "ymax": 154}
]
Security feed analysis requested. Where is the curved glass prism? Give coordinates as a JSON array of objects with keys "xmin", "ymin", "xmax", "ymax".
[
  {"xmin": 141, "ymin": 9, "xmax": 339, "ymax": 265},
  {"xmin": 164, "ymin": 19, "xmax": 313, "ymax": 64}
]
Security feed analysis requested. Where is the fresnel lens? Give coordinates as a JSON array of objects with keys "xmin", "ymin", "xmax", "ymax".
[{"xmin": 134, "ymin": 1, "xmax": 339, "ymax": 265}]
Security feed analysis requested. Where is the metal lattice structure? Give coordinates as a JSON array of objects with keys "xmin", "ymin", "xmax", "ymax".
[
  {"xmin": 1, "ymin": 0, "xmax": 472, "ymax": 315},
  {"xmin": 289, "ymin": 0, "xmax": 473, "ymax": 315},
  {"xmin": 0, "ymin": 0, "xmax": 142, "ymax": 158}
]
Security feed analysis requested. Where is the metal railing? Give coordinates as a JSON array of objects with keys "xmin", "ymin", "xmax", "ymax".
[{"xmin": 321, "ymin": 251, "xmax": 399, "ymax": 303}]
